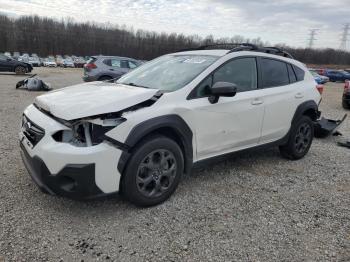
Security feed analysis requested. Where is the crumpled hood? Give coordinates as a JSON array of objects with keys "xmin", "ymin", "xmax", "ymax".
[{"xmin": 34, "ymin": 81, "xmax": 159, "ymax": 120}]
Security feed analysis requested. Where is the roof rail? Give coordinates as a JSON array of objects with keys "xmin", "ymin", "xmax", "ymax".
[
  {"xmin": 260, "ymin": 47, "xmax": 294, "ymax": 59},
  {"xmin": 177, "ymin": 43, "xmax": 257, "ymax": 52},
  {"xmin": 176, "ymin": 43, "xmax": 294, "ymax": 59},
  {"xmin": 228, "ymin": 45, "xmax": 294, "ymax": 59}
]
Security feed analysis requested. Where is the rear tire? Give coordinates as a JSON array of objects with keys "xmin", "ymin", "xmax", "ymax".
[
  {"xmin": 121, "ymin": 136, "xmax": 184, "ymax": 207},
  {"xmin": 15, "ymin": 66, "xmax": 26, "ymax": 75},
  {"xmin": 279, "ymin": 116, "xmax": 314, "ymax": 160},
  {"xmin": 343, "ymin": 100, "xmax": 350, "ymax": 109}
]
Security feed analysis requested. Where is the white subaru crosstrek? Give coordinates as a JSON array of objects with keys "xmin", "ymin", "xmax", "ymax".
[{"xmin": 20, "ymin": 44, "xmax": 321, "ymax": 206}]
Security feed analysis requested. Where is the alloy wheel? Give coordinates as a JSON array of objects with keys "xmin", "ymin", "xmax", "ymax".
[
  {"xmin": 136, "ymin": 149, "xmax": 177, "ymax": 198},
  {"xmin": 294, "ymin": 123, "xmax": 312, "ymax": 154}
]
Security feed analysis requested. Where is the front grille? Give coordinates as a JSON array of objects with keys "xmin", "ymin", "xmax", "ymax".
[{"xmin": 22, "ymin": 114, "xmax": 45, "ymax": 147}]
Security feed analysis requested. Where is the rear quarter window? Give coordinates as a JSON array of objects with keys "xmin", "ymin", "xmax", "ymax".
[{"xmin": 292, "ymin": 65, "xmax": 305, "ymax": 81}]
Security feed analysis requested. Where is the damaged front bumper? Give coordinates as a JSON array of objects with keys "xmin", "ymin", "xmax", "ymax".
[{"xmin": 19, "ymin": 104, "xmax": 123, "ymax": 199}]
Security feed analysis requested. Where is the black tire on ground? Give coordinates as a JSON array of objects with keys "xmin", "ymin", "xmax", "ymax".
[
  {"xmin": 279, "ymin": 116, "xmax": 314, "ymax": 160},
  {"xmin": 121, "ymin": 135, "xmax": 184, "ymax": 207},
  {"xmin": 98, "ymin": 76, "xmax": 113, "ymax": 81},
  {"xmin": 343, "ymin": 100, "xmax": 350, "ymax": 109},
  {"xmin": 14, "ymin": 66, "xmax": 26, "ymax": 75}
]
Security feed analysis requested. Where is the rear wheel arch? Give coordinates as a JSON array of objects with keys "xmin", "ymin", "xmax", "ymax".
[
  {"xmin": 292, "ymin": 100, "xmax": 319, "ymax": 123},
  {"xmin": 98, "ymin": 75, "xmax": 113, "ymax": 81},
  {"xmin": 117, "ymin": 115, "xmax": 193, "ymax": 179}
]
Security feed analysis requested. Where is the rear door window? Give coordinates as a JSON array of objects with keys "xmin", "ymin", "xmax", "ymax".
[
  {"xmin": 260, "ymin": 58, "xmax": 289, "ymax": 88},
  {"xmin": 111, "ymin": 59, "xmax": 121, "ymax": 67},
  {"xmin": 120, "ymin": 60, "xmax": 129, "ymax": 68}
]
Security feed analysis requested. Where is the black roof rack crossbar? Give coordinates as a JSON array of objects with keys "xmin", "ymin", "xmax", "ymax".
[{"xmin": 177, "ymin": 43, "xmax": 258, "ymax": 52}]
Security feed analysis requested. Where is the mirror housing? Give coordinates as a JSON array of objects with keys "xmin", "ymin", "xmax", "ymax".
[
  {"xmin": 7, "ymin": 58, "xmax": 12, "ymax": 62},
  {"xmin": 209, "ymin": 82, "xmax": 237, "ymax": 104}
]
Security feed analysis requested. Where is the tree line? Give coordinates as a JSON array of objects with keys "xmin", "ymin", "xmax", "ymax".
[{"xmin": 0, "ymin": 14, "xmax": 349, "ymax": 65}]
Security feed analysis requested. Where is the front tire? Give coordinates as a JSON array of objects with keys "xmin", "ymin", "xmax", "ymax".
[
  {"xmin": 15, "ymin": 66, "xmax": 26, "ymax": 75},
  {"xmin": 279, "ymin": 116, "xmax": 314, "ymax": 160},
  {"xmin": 121, "ymin": 136, "xmax": 184, "ymax": 207}
]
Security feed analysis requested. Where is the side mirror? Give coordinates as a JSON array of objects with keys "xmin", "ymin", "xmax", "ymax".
[
  {"xmin": 7, "ymin": 58, "xmax": 12, "ymax": 62},
  {"xmin": 209, "ymin": 82, "xmax": 237, "ymax": 104}
]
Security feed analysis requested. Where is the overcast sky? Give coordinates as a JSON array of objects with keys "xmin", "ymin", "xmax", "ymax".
[{"xmin": 0, "ymin": 0, "xmax": 349, "ymax": 49}]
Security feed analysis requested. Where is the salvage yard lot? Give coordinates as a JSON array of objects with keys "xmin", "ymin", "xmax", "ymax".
[{"xmin": 0, "ymin": 67, "xmax": 349, "ymax": 261}]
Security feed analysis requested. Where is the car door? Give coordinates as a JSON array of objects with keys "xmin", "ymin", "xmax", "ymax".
[
  {"xmin": 257, "ymin": 58, "xmax": 303, "ymax": 143},
  {"xmin": 186, "ymin": 57, "xmax": 265, "ymax": 160},
  {"xmin": 0, "ymin": 54, "xmax": 11, "ymax": 71}
]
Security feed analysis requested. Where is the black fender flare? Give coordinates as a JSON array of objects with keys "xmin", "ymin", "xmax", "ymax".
[
  {"xmin": 117, "ymin": 114, "xmax": 193, "ymax": 177},
  {"xmin": 291, "ymin": 100, "xmax": 320, "ymax": 124}
]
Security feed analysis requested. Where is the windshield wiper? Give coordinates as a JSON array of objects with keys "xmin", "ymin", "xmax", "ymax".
[{"xmin": 124, "ymin": 82, "xmax": 150, "ymax": 89}]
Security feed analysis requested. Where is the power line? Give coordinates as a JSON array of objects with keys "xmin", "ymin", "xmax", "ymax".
[
  {"xmin": 340, "ymin": 23, "xmax": 350, "ymax": 51},
  {"xmin": 307, "ymin": 29, "xmax": 319, "ymax": 49}
]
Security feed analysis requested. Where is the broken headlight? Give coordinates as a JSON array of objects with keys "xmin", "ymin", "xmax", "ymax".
[{"xmin": 52, "ymin": 117, "xmax": 126, "ymax": 147}]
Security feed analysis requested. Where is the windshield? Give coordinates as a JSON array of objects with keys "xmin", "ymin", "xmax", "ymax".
[{"xmin": 117, "ymin": 55, "xmax": 218, "ymax": 92}]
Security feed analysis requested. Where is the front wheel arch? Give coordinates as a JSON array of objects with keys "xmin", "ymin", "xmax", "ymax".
[{"xmin": 117, "ymin": 115, "xmax": 193, "ymax": 179}]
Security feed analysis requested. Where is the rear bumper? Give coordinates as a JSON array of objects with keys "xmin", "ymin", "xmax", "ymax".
[
  {"xmin": 20, "ymin": 143, "xmax": 106, "ymax": 199},
  {"xmin": 82, "ymin": 75, "xmax": 97, "ymax": 82}
]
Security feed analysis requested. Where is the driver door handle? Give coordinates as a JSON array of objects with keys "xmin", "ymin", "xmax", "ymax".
[{"xmin": 251, "ymin": 98, "xmax": 263, "ymax": 105}]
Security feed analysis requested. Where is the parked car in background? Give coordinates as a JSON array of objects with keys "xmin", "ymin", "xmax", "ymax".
[
  {"xmin": 56, "ymin": 55, "xmax": 64, "ymax": 67},
  {"xmin": 83, "ymin": 55, "xmax": 141, "ymax": 82},
  {"xmin": 44, "ymin": 58, "xmax": 57, "ymax": 67},
  {"xmin": 18, "ymin": 55, "xmax": 29, "ymax": 63},
  {"xmin": 63, "ymin": 57, "xmax": 75, "ymax": 68},
  {"xmin": 73, "ymin": 57, "xmax": 86, "ymax": 68},
  {"xmin": 13, "ymin": 52, "xmax": 20, "ymax": 60},
  {"xmin": 39, "ymin": 57, "xmax": 45, "ymax": 66},
  {"xmin": 345, "ymin": 69, "xmax": 350, "ymax": 73},
  {"xmin": 314, "ymin": 68, "xmax": 326, "ymax": 76},
  {"xmin": 0, "ymin": 53, "xmax": 33, "ymax": 74},
  {"xmin": 309, "ymin": 69, "xmax": 329, "ymax": 84},
  {"xmin": 325, "ymin": 70, "xmax": 350, "ymax": 82},
  {"xmin": 343, "ymin": 80, "xmax": 350, "ymax": 109},
  {"xmin": 4, "ymin": 52, "xmax": 12, "ymax": 58},
  {"xmin": 28, "ymin": 56, "xmax": 41, "ymax": 67}
]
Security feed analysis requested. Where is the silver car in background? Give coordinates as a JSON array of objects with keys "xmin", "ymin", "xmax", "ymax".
[{"xmin": 83, "ymin": 55, "xmax": 141, "ymax": 81}]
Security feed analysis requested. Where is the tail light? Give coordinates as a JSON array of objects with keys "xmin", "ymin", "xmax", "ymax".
[
  {"xmin": 344, "ymin": 80, "xmax": 350, "ymax": 94},
  {"xmin": 84, "ymin": 63, "xmax": 97, "ymax": 70},
  {"xmin": 316, "ymin": 84, "xmax": 324, "ymax": 95}
]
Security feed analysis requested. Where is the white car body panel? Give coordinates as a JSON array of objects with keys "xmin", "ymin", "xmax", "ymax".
[
  {"xmin": 34, "ymin": 82, "xmax": 159, "ymax": 120},
  {"xmin": 21, "ymin": 105, "xmax": 122, "ymax": 193},
  {"xmin": 20, "ymin": 49, "xmax": 321, "ymax": 197}
]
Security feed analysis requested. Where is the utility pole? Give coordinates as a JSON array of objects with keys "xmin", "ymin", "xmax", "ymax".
[
  {"xmin": 307, "ymin": 29, "xmax": 319, "ymax": 49},
  {"xmin": 340, "ymin": 23, "xmax": 350, "ymax": 51}
]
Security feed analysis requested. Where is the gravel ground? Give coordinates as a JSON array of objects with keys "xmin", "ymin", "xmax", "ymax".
[{"xmin": 0, "ymin": 67, "xmax": 349, "ymax": 261}]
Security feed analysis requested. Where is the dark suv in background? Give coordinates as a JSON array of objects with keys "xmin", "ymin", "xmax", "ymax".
[
  {"xmin": 83, "ymin": 55, "xmax": 141, "ymax": 82},
  {"xmin": 0, "ymin": 53, "xmax": 33, "ymax": 74}
]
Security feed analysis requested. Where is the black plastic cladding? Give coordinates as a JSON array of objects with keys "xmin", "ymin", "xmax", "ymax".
[{"xmin": 116, "ymin": 114, "xmax": 193, "ymax": 177}]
